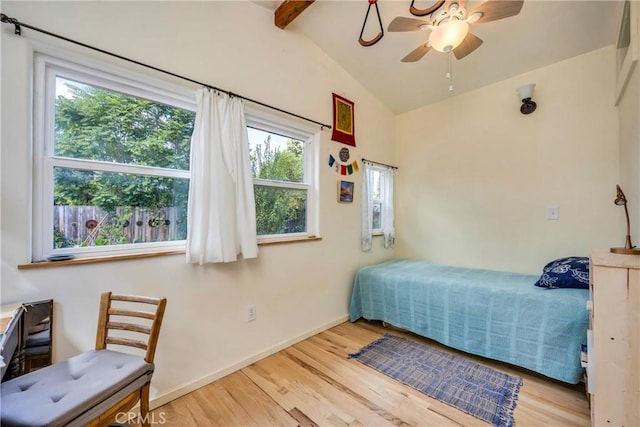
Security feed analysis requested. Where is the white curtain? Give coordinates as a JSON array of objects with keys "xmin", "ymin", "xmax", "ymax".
[
  {"xmin": 186, "ymin": 88, "xmax": 258, "ymax": 264},
  {"xmin": 361, "ymin": 162, "xmax": 395, "ymax": 251}
]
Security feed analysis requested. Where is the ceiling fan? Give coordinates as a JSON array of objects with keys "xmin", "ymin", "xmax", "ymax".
[{"xmin": 389, "ymin": 0, "xmax": 524, "ymax": 62}]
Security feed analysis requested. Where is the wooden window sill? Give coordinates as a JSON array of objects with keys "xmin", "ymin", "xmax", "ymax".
[
  {"xmin": 17, "ymin": 236, "xmax": 322, "ymax": 269},
  {"xmin": 257, "ymin": 235, "xmax": 322, "ymax": 246}
]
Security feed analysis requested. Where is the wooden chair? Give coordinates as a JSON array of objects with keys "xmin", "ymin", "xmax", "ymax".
[
  {"xmin": 89, "ymin": 292, "xmax": 167, "ymax": 426},
  {"xmin": 0, "ymin": 292, "xmax": 167, "ymax": 427}
]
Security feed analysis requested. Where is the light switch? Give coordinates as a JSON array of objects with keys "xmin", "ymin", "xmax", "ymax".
[{"xmin": 546, "ymin": 206, "xmax": 559, "ymax": 220}]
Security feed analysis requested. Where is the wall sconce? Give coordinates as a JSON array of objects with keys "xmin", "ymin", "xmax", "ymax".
[
  {"xmin": 517, "ymin": 84, "xmax": 537, "ymax": 114},
  {"xmin": 610, "ymin": 184, "xmax": 640, "ymax": 254}
]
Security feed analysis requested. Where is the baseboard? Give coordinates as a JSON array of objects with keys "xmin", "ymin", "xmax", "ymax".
[{"xmin": 149, "ymin": 314, "xmax": 350, "ymax": 409}]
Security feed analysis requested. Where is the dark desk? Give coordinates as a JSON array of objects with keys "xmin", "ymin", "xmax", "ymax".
[
  {"xmin": 0, "ymin": 303, "xmax": 24, "ymax": 380},
  {"xmin": 0, "ymin": 300, "xmax": 53, "ymax": 381}
]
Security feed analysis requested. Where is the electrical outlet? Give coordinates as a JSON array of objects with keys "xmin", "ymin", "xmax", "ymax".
[
  {"xmin": 247, "ymin": 305, "xmax": 256, "ymax": 322},
  {"xmin": 546, "ymin": 206, "xmax": 559, "ymax": 220}
]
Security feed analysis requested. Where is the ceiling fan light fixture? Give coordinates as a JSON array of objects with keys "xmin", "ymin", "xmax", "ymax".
[
  {"xmin": 468, "ymin": 12, "xmax": 483, "ymax": 23},
  {"xmin": 429, "ymin": 20, "xmax": 469, "ymax": 52}
]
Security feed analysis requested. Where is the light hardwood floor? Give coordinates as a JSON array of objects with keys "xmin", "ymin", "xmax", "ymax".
[{"xmin": 152, "ymin": 320, "xmax": 590, "ymax": 426}]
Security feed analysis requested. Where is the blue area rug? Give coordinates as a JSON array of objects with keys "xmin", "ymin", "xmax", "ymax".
[{"xmin": 348, "ymin": 334, "xmax": 522, "ymax": 427}]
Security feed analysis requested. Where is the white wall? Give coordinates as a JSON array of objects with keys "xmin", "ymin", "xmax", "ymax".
[
  {"xmin": 395, "ymin": 47, "xmax": 621, "ymax": 274},
  {"xmin": 0, "ymin": 1, "xmax": 396, "ymax": 405},
  {"xmin": 617, "ymin": 65, "xmax": 640, "ymax": 244}
]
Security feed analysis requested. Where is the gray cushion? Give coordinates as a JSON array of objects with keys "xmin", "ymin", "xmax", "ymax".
[{"xmin": 0, "ymin": 349, "xmax": 153, "ymax": 427}]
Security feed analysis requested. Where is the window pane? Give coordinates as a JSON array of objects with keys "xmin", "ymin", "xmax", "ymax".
[
  {"xmin": 53, "ymin": 167, "xmax": 188, "ymax": 248},
  {"xmin": 248, "ymin": 127, "xmax": 304, "ymax": 183},
  {"xmin": 372, "ymin": 170, "xmax": 382, "ymax": 199},
  {"xmin": 254, "ymin": 185, "xmax": 307, "ymax": 235},
  {"xmin": 372, "ymin": 202, "xmax": 382, "ymax": 230},
  {"xmin": 55, "ymin": 77, "xmax": 194, "ymax": 170}
]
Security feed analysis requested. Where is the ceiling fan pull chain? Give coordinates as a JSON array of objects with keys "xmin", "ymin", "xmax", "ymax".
[{"xmin": 359, "ymin": 0, "xmax": 384, "ymax": 47}]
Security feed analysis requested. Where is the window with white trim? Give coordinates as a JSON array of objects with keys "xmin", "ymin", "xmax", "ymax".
[
  {"xmin": 370, "ymin": 167, "xmax": 385, "ymax": 233},
  {"xmin": 246, "ymin": 114, "xmax": 318, "ymax": 240},
  {"xmin": 33, "ymin": 54, "xmax": 319, "ymax": 261},
  {"xmin": 34, "ymin": 54, "xmax": 196, "ymax": 260}
]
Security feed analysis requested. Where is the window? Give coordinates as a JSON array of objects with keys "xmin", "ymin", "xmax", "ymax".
[
  {"xmin": 362, "ymin": 161, "xmax": 395, "ymax": 250},
  {"xmin": 367, "ymin": 165, "xmax": 393, "ymax": 234},
  {"xmin": 246, "ymin": 114, "xmax": 318, "ymax": 240},
  {"xmin": 34, "ymin": 54, "xmax": 196, "ymax": 260},
  {"xmin": 33, "ymin": 54, "xmax": 319, "ymax": 262},
  {"xmin": 370, "ymin": 168, "xmax": 384, "ymax": 232}
]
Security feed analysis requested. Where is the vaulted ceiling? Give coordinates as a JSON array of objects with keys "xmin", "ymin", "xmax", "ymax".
[{"xmin": 255, "ymin": 0, "xmax": 624, "ymax": 113}]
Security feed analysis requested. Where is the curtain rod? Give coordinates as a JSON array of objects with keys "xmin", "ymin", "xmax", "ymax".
[
  {"xmin": 361, "ymin": 158, "xmax": 398, "ymax": 170},
  {"xmin": 0, "ymin": 13, "xmax": 332, "ymax": 131}
]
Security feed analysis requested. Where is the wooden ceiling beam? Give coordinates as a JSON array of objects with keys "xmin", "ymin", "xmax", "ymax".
[{"xmin": 274, "ymin": 0, "xmax": 315, "ymax": 29}]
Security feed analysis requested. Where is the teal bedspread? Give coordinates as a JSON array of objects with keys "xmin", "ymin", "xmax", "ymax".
[{"xmin": 349, "ymin": 259, "xmax": 589, "ymax": 384}]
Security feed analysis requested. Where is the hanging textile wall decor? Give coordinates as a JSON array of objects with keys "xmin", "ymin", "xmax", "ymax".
[
  {"xmin": 328, "ymin": 147, "xmax": 359, "ymax": 175},
  {"xmin": 331, "ymin": 93, "xmax": 356, "ymax": 146}
]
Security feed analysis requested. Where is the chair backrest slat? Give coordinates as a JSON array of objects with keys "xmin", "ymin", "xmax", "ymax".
[
  {"xmin": 107, "ymin": 321, "xmax": 151, "ymax": 335},
  {"xmin": 95, "ymin": 292, "xmax": 167, "ymax": 363},
  {"xmin": 108, "ymin": 308, "xmax": 156, "ymax": 320},
  {"xmin": 105, "ymin": 337, "xmax": 148, "ymax": 350},
  {"xmin": 110, "ymin": 295, "xmax": 162, "ymax": 305}
]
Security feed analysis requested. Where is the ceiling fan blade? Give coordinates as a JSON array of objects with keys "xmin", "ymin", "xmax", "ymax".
[
  {"xmin": 388, "ymin": 16, "xmax": 431, "ymax": 32},
  {"xmin": 401, "ymin": 43, "xmax": 432, "ymax": 62},
  {"xmin": 468, "ymin": 0, "xmax": 524, "ymax": 24},
  {"xmin": 452, "ymin": 32, "xmax": 483, "ymax": 59}
]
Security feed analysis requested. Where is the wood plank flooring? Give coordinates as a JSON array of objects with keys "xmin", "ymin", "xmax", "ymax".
[{"xmin": 152, "ymin": 320, "xmax": 590, "ymax": 426}]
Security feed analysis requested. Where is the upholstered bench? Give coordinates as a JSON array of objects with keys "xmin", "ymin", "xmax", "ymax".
[{"xmin": 0, "ymin": 349, "xmax": 153, "ymax": 426}]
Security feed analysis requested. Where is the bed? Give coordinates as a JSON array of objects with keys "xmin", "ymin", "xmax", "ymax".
[{"xmin": 349, "ymin": 259, "xmax": 589, "ymax": 384}]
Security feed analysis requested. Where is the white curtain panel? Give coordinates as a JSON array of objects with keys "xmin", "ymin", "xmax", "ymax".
[
  {"xmin": 186, "ymin": 89, "xmax": 258, "ymax": 264},
  {"xmin": 361, "ymin": 162, "xmax": 374, "ymax": 251}
]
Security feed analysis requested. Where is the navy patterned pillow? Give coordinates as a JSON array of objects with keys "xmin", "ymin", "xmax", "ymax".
[{"xmin": 534, "ymin": 257, "xmax": 590, "ymax": 289}]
